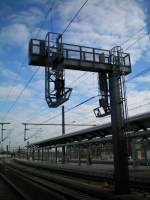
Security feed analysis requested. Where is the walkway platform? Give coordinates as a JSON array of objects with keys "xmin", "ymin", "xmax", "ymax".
[{"xmin": 15, "ymin": 159, "xmax": 150, "ymax": 183}]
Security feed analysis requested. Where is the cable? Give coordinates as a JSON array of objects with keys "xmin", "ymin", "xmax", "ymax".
[
  {"xmin": 4, "ymin": 0, "xmax": 150, "ymax": 136},
  {"xmin": 24, "ymin": 34, "xmax": 150, "ymax": 140},
  {"xmin": 129, "ymin": 101, "xmax": 150, "ymax": 111},
  {"xmin": 1, "ymin": 2, "xmax": 57, "ymax": 122},
  {"xmin": 6, "ymin": 89, "xmax": 99, "ymax": 136},
  {"xmin": 31, "ymin": 94, "xmax": 99, "ymax": 125},
  {"xmin": 64, "ymin": 4, "xmax": 150, "ymax": 88},
  {"xmin": 121, "ymin": 21, "xmax": 150, "ymax": 47},
  {"xmin": 69, "ymin": 72, "xmax": 88, "ymax": 86},
  {"xmin": 63, "ymin": 4, "xmax": 150, "ymax": 92},
  {"xmin": 70, "ymin": 68, "xmax": 150, "ymax": 114},
  {"xmin": 2, "ymin": 0, "xmax": 89, "ymax": 122},
  {"xmin": 26, "ymin": 66, "xmax": 150, "ymax": 126},
  {"xmin": 2, "ymin": 2, "xmax": 57, "ymax": 136},
  {"xmin": 1, "ymin": 2, "xmax": 55, "ymax": 109},
  {"xmin": 125, "ymin": 32, "xmax": 149, "ymax": 50},
  {"xmin": 59, "ymin": 0, "xmax": 90, "ymax": 90},
  {"xmin": 68, "ymin": 18, "xmax": 150, "ymax": 88},
  {"xmin": 36, "ymin": 100, "xmax": 150, "ymax": 136},
  {"xmin": 62, "ymin": 0, "xmax": 89, "ymax": 35},
  {"xmin": 3, "ymin": 68, "xmax": 40, "ymax": 118},
  {"xmin": 73, "ymin": 72, "xmax": 94, "ymax": 89},
  {"xmin": 25, "ymin": 66, "xmax": 150, "ymax": 141},
  {"xmin": 126, "ymin": 67, "xmax": 150, "ymax": 82},
  {"xmin": 2, "ymin": 71, "xmax": 92, "ymax": 125},
  {"xmin": 23, "ymin": 123, "xmax": 96, "ymax": 126},
  {"xmin": 52, "ymin": 67, "xmax": 150, "ymax": 121},
  {"xmin": 90, "ymin": 101, "xmax": 150, "ymax": 125},
  {"xmin": 7, "ymin": 65, "xmax": 150, "ymax": 130},
  {"xmin": 66, "ymin": 95, "xmax": 98, "ymax": 112},
  {"xmin": 66, "ymin": 22, "xmax": 150, "ymax": 89}
]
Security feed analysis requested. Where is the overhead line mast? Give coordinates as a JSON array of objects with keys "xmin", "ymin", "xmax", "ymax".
[{"xmin": 0, "ymin": 123, "xmax": 11, "ymax": 142}]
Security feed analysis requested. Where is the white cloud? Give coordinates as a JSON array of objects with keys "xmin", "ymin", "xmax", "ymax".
[
  {"xmin": 9, "ymin": 7, "xmax": 45, "ymax": 27},
  {"xmin": 56, "ymin": 0, "xmax": 147, "ymax": 64},
  {"xmin": 0, "ymin": 84, "xmax": 32, "ymax": 101},
  {"xmin": 1, "ymin": 0, "xmax": 150, "ymax": 148},
  {"xmin": 0, "ymin": 23, "xmax": 30, "ymax": 47},
  {"xmin": 135, "ymin": 74, "xmax": 150, "ymax": 83},
  {"xmin": 24, "ymin": 0, "xmax": 50, "ymax": 5},
  {"xmin": 127, "ymin": 90, "xmax": 150, "ymax": 115},
  {"xmin": 0, "ymin": 67, "xmax": 20, "ymax": 81}
]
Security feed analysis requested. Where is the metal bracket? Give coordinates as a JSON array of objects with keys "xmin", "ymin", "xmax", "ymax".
[
  {"xmin": 93, "ymin": 106, "xmax": 111, "ymax": 118},
  {"xmin": 45, "ymin": 32, "xmax": 72, "ymax": 108}
]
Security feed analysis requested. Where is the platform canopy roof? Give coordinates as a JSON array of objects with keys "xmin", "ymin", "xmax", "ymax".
[{"xmin": 28, "ymin": 112, "xmax": 150, "ymax": 148}]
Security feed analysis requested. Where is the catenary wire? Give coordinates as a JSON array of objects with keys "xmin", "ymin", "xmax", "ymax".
[
  {"xmin": 1, "ymin": 1, "xmax": 56, "ymax": 111},
  {"xmin": 1, "ymin": 0, "xmax": 90, "ymax": 122},
  {"xmin": 62, "ymin": 0, "xmax": 89, "ymax": 35},
  {"xmin": 4, "ymin": 0, "xmax": 150, "ymax": 140},
  {"xmin": 1, "ymin": 1, "xmax": 58, "ymax": 122}
]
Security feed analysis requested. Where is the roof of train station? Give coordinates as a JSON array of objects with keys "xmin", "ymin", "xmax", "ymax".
[{"xmin": 29, "ymin": 112, "xmax": 150, "ymax": 148}]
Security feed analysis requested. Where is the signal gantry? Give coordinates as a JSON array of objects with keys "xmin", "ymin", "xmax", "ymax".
[{"xmin": 28, "ymin": 31, "xmax": 131, "ymax": 194}]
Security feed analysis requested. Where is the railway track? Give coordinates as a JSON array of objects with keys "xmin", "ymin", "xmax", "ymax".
[
  {"xmin": 0, "ymin": 173, "xmax": 27, "ymax": 200},
  {"xmin": 0, "ymin": 158, "xmax": 28, "ymax": 200},
  {"xmin": 1, "ymin": 162, "xmax": 111, "ymax": 200},
  {"xmin": 1, "ymin": 159, "xmax": 150, "ymax": 200},
  {"xmin": 13, "ymin": 159, "xmax": 150, "ymax": 193}
]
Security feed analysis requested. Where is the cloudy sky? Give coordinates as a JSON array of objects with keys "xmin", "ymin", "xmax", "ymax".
[{"xmin": 0, "ymin": 0, "xmax": 150, "ymax": 148}]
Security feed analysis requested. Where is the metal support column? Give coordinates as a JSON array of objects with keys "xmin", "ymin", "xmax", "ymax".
[
  {"xmin": 50, "ymin": 150, "xmax": 52, "ymax": 163},
  {"xmin": 37, "ymin": 149, "xmax": 40, "ymax": 160},
  {"xmin": 132, "ymin": 139, "xmax": 138, "ymax": 168},
  {"xmin": 44, "ymin": 147, "xmax": 47, "ymax": 161},
  {"xmin": 62, "ymin": 106, "xmax": 65, "ymax": 164},
  {"xmin": 78, "ymin": 145, "xmax": 81, "ymax": 166},
  {"xmin": 47, "ymin": 148, "xmax": 50, "ymax": 161},
  {"xmin": 144, "ymin": 140, "xmax": 148, "ymax": 166},
  {"xmin": 26, "ymin": 148, "xmax": 29, "ymax": 160},
  {"xmin": 41, "ymin": 148, "xmax": 44, "ymax": 161},
  {"xmin": 55, "ymin": 147, "xmax": 57, "ymax": 163},
  {"xmin": 1, "ymin": 124, "xmax": 4, "ymax": 141},
  {"xmin": 32, "ymin": 148, "xmax": 35, "ymax": 160},
  {"xmin": 0, "ymin": 123, "xmax": 11, "ymax": 142},
  {"xmin": 87, "ymin": 144, "xmax": 92, "ymax": 165},
  {"xmin": 70, "ymin": 146, "xmax": 72, "ymax": 161},
  {"xmin": 109, "ymin": 73, "xmax": 129, "ymax": 194}
]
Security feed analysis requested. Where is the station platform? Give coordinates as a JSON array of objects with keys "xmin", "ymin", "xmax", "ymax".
[{"xmin": 14, "ymin": 159, "xmax": 150, "ymax": 183}]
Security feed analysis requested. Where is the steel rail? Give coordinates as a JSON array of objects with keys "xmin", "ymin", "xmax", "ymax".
[
  {"xmin": 5, "ymin": 160, "xmax": 150, "ymax": 200},
  {"xmin": 0, "ymin": 173, "xmax": 28, "ymax": 200},
  {"xmin": 5, "ymin": 165, "xmax": 103, "ymax": 200},
  {"xmin": 13, "ymin": 159, "xmax": 150, "ymax": 194}
]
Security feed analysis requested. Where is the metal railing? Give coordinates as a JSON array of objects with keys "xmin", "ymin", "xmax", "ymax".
[{"xmin": 29, "ymin": 39, "xmax": 131, "ymax": 68}]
